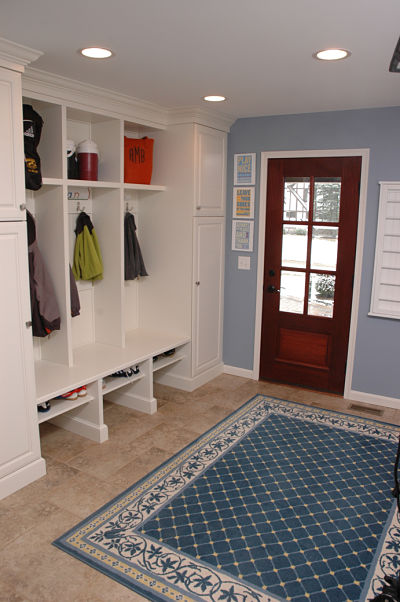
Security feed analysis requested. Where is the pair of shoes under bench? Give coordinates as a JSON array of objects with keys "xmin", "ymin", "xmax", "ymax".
[
  {"xmin": 56, "ymin": 386, "xmax": 87, "ymax": 401},
  {"xmin": 38, "ymin": 401, "xmax": 51, "ymax": 412},
  {"xmin": 111, "ymin": 366, "xmax": 139, "ymax": 378}
]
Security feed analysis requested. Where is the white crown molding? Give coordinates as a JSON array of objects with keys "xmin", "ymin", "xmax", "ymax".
[
  {"xmin": 167, "ymin": 106, "xmax": 235, "ymax": 132},
  {"xmin": 0, "ymin": 37, "xmax": 42, "ymax": 72},
  {"xmin": 22, "ymin": 67, "xmax": 169, "ymax": 129},
  {"xmin": 21, "ymin": 66, "xmax": 235, "ymax": 131}
]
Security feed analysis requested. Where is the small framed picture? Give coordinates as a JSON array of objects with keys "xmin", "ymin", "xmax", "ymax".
[
  {"xmin": 232, "ymin": 220, "xmax": 254, "ymax": 252},
  {"xmin": 234, "ymin": 153, "xmax": 256, "ymax": 186},
  {"xmin": 233, "ymin": 187, "xmax": 255, "ymax": 219}
]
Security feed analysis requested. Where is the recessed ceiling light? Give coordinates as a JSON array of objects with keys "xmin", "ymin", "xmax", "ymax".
[
  {"xmin": 80, "ymin": 47, "xmax": 113, "ymax": 59},
  {"xmin": 313, "ymin": 48, "xmax": 350, "ymax": 61},
  {"xmin": 203, "ymin": 95, "xmax": 227, "ymax": 102}
]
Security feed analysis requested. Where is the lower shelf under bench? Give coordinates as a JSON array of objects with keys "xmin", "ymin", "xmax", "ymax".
[{"xmin": 34, "ymin": 329, "xmax": 190, "ymax": 442}]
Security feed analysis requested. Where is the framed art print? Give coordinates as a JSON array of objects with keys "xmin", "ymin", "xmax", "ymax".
[
  {"xmin": 233, "ymin": 187, "xmax": 255, "ymax": 219},
  {"xmin": 234, "ymin": 153, "xmax": 256, "ymax": 186}
]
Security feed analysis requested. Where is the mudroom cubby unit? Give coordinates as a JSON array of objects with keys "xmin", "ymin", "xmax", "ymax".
[
  {"xmin": 1, "ymin": 41, "xmax": 230, "ymax": 499},
  {"xmin": 19, "ymin": 87, "xmax": 197, "ymax": 443}
]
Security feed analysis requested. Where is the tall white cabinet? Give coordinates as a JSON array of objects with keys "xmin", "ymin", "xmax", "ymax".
[
  {"xmin": 150, "ymin": 122, "xmax": 227, "ymax": 391},
  {"xmin": 0, "ymin": 44, "xmax": 46, "ymax": 500},
  {"xmin": 0, "ymin": 43, "xmax": 229, "ymax": 499}
]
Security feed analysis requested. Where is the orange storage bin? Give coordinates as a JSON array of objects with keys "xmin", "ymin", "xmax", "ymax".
[{"xmin": 124, "ymin": 137, "xmax": 154, "ymax": 184}]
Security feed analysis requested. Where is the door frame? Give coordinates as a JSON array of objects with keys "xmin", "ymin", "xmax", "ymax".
[{"xmin": 253, "ymin": 148, "xmax": 370, "ymax": 398}]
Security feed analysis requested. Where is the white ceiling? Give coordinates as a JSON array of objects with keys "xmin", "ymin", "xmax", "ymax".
[{"xmin": 1, "ymin": 0, "xmax": 400, "ymax": 121}]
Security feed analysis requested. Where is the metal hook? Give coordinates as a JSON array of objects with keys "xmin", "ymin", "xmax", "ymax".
[
  {"xmin": 125, "ymin": 202, "xmax": 133, "ymax": 213},
  {"xmin": 77, "ymin": 201, "xmax": 85, "ymax": 213}
]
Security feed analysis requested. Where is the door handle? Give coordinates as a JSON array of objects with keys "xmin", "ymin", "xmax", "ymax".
[{"xmin": 267, "ymin": 285, "xmax": 280, "ymax": 293}]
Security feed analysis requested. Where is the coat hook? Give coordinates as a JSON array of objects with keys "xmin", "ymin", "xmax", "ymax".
[
  {"xmin": 125, "ymin": 202, "xmax": 133, "ymax": 213},
  {"xmin": 77, "ymin": 201, "xmax": 85, "ymax": 212}
]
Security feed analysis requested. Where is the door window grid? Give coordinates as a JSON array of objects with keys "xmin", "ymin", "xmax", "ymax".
[{"xmin": 280, "ymin": 177, "xmax": 341, "ymax": 317}]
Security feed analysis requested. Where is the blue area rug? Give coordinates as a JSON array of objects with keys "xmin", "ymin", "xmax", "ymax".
[{"xmin": 54, "ymin": 395, "xmax": 400, "ymax": 601}]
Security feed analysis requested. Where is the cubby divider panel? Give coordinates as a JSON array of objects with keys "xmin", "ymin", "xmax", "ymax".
[
  {"xmin": 33, "ymin": 184, "xmax": 72, "ymax": 365},
  {"xmin": 91, "ymin": 188, "xmax": 124, "ymax": 347}
]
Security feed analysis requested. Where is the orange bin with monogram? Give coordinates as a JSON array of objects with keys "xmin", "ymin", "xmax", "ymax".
[{"xmin": 124, "ymin": 137, "xmax": 154, "ymax": 185}]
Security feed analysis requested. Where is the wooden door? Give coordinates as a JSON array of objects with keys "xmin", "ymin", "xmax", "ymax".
[{"xmin": 259, "ymin": 156, "xmax": 361, "ymax": 393}]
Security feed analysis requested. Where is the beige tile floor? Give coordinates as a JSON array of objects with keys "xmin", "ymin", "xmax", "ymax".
[{"xmin": 1, "ymin": 374, "xmax": 399, "ymax": 601}]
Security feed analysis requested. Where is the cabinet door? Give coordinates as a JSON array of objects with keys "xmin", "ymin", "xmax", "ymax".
[
  {"xmin": 194, "ymin": 125, "xmax": 226, "ymax": 216},
  {"xmin": 0, "ymin": 222, "xmax": 41, "ymax": 483},
  {"xmin": 192, "ymin": 217, "xmax": 225, "ymax": 375},
  {"xmin": 0, "ymin": 67, "xmax": 25, "ymax": 221}
]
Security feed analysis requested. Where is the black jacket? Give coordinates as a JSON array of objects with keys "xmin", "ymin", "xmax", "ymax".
[{"xmin": 124, "ymin": 212, "xmax": 148, "ymax": 280}]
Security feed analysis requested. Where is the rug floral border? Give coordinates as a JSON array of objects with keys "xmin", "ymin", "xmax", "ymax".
[{"xmin": 53, "ymin": 395, "xmax": 400, "ymax": 602}]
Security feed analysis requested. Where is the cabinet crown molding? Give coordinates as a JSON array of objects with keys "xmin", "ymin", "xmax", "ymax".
[
  {"xmin": 22, "ymin": 66, "xmax": 234, "ymax": 132},
  {"xmin": 168, "ymin": 106, "xmax": 234, "ymax": 132},
  {"xmin": 23, "ymin": 66, "xmax": 170, "ymax": 129},
  {"xmin": 0, "ymin": 37, "xmax": 42, "ymax": 72}
]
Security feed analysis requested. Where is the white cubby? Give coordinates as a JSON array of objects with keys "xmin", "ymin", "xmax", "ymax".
[{"xmin": 26, "ymin": 98, "xmax": 190, "ymax": 440}]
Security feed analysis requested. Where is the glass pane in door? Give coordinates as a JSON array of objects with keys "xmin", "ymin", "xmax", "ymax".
[
  {"xmin": 282, "ymin": 225, "xmax": 308, "ymax": 268},
  {"xmin": 314, "ymin": 178, "xmax": 341, "ymax": 222},
  {"xmin": 308, "ymin": 273, "xmax": 336, "ymax": 318},
  {"xmin": 311, "ymin": 226, "xmax": 338, "ymax": 271},
  {"xmin": 284, "ymin": 178, "xmax": 310, "ymax": 221},
  {"xmin": 280, "ymin": 270, "xmax": 305, "ymax": 314}
]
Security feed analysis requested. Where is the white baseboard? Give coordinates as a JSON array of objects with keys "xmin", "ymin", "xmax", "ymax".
[
  {"xmin": 105, "ymin": 391, "xmax": 158, "ymax": 415},
  {"xmin": 154, "ymin": 363, "xmax": 224, "ymax": 392},
  {"xmin": 223, "ymin": 365, "xmax": 256, "ymax": 379},
  {"xmin": 347, "ymin": 389, "xmax": 400, "ymax": 410},
  {"xmin": 50, "ymin": 415, "xmax": 109, "ymax": 442},
  {"xmin": 0, "ymin": 457, "xmax": 46, "ymax": 501}
]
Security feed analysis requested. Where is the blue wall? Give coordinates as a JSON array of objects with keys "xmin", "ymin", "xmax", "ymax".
[{"xmin": 224, "ymin": 106, "xmax": 400, "ymax": 399}]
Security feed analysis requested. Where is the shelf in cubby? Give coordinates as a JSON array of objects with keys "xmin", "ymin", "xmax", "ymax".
[
  {"xmin": 152, "ymin": 353, "xmax": 185, "ymax": 373},
  {"xmin": 124, "ymin": 183, "xmax": 166, "ymax": 192},
  {"xmin": 67, "ymin": 179, "xmax": 120, "ymax": 189},
  {"xmin": 42, "ymin": 177, "xmax": 64, "ymax": 186},
  {"xmin": 37, "ymin": 395, "xmax": 92, "ymax": 424},
  {"xmin": 102, "ymin": 371, "xmax": 145, "ymax": 396}
]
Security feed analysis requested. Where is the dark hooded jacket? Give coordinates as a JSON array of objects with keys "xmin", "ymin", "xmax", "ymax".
[
  {"xmin": 27, "ymin": 210, "xmax": 61, "ymax": 337},
  {"xmin": 124, "ymin": 212, "xmax": 148, "ymax": 280}
]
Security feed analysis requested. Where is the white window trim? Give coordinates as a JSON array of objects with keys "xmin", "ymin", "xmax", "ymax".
[{"xmin": 369, "ymin": 182, "xmax": 400, "ymax": 320}]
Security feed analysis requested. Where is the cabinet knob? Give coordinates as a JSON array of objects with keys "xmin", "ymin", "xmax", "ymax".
[
  {"xmin": 20, "ymin": 203, "xmax": 26, "ymax": 211},
  {"xmin": 196, "ymin": 206, "xmax": 201, "ymax": 210},
  {"xmin": 195, "ymin": 281, "xmax": 200, "ymax": 286}
]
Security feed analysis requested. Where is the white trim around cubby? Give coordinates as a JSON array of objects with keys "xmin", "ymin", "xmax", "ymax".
[
  {"xmin": 168, "ymin": 106, "xmax": 234, "ymax": 133},
  {"xmin": 22, "ymin": 67, "xmax": 235, "ymax": 133},
  {"xmin": 154, "ymin": 362, "xmax": 224, "ymax": 391},
  {"xmin": 50, "ymin": 414, "xmax": 109, "ymax": 442},
  {"xmin": 0, "ymin": 37, "xmax": 42, "ymax": 72},
  {"xmin": 0, "ymin": 458, "xmax": 46, "ymax": 501},
  {"xmin": 23, "ymin": 67, "xmax": 169, "ymax": 129}
]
